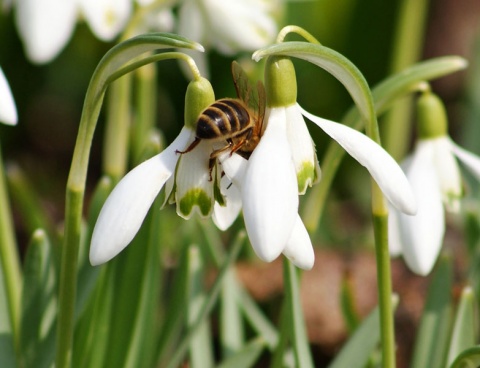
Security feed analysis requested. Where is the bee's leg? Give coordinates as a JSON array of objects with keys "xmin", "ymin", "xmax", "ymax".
[
  {"xmin": 208, "ymin": 139, "xmax": 234, "ymax": 181},
  {"xmin": 208, "ymin": 157, "xmax": 216, "ymax": 181},
  {"xmin": 175, "ymin": 137, "xmax": 200, "ymax": 155},
  {"xmin": 230, "ymin": 128, "xmax": 252, "ymax": 155}
]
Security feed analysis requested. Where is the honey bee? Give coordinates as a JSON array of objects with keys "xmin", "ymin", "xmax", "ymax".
[{"xmin": 176, "ymin": 61, "xmax": 266, "ymax": 178}]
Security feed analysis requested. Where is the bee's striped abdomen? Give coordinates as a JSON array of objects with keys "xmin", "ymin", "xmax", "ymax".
[{"xmin": 196, "ymin": 99, "xmax": 251, "ymax": 140}]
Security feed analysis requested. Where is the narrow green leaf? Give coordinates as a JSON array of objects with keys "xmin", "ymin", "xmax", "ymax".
[
  {"xmin": 72, "ymin": 266, "xmax": 114, "ymax": 368},
  {"xmin": 6, "ymin": 164, "xmax": 57, "ymax": 243},
  {"xmin": 284, "ymin": 259, "xmax": 314, "ymax": 368},
  {"xmin": 0, "ymin": 259, "xmax": 16, "ymax": 368},
  {"xmin": 166, "ymin": 231, "xmax": 245, "ymax": 368},
  {"xmin": 411, "ymin": 255, "xmax": 454, "ymax": 368},
  {"xmin": 220, "ymin": 269, "xmax": 244, "ymax": 358},
  {"xmin": 239, "ymin": 287, "xmax": 279, "ymax": 351},
  {"xmin": 271, "ymin": 299, "xmax": 294, "ymax": 368},
  {"xmin": 447, "ymin": 286, "xmax": 477, "ymax": 366},
  {"xmin": 75, "ymin": 177, "xmax": 112, "ymax": 321},
  {"xmin": 20, "ymin": 229, "xmax": 57, "ymax": 368},
  {"xmin": 0, "ymin": 337, "xmax": 16, "ymax": 368},
  {"xmin": 0, "ymin": 146, "xmax": 22, "ymax": 351},
  {"xmin": 449, "ymin": 346, "xmax": 480, "ymax": 368},
  {"xmin": 187, "ymin": 245, "xmax": 215, "ymax": 368},
  {"xmin": 103, "ymin": 206, "xmax": 158, "ymax": 367},
  {"xmin": 155, "ymin": 242, "xmax": 190, "ymax": 366},
  {"xmin": 216, "ymin": 338, "xmax": 266, "ymax": 368},
  {"xmin": 340, "ymin": 273, "xmax": 361, "ymax": 333},
  {"xmin": 328, "ymin": 296, "xmax": 399, "ymax": 368}
]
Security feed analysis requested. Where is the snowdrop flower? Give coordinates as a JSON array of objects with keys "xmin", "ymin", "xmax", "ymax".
[
  {"xmin": 15, "ymin": 0, "xmax": 78, "ymax": 63},
  {"xmin": 214, "ymin": 56, "xmax": 416, "ymax": 269},
  {"xmin": 90, "ymin": 77, "xmax": 216, "ymax": 265},
  {"xmin": 389, "ymin": 91, "xmax": 480, "ymax": 275},
  {"xmin": 177, "ymin": 0, "xmax": 278, "ymax": 75},
  {"xmin": 15, "ymin": 0, "xmax": 134, "ymax": 63},
  {"xmin": 79, "ymin": 0, "xmax": 132, "ymax": 41},
  {"xmin": 0, "ymin": 67, "xmax": 17, "ymax": 125}
]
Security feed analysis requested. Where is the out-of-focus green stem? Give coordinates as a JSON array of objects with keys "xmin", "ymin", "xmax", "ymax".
[
  {"xmin": 133, "ymin": 63, "xmax": 157, "ymax": 165},
  {"xmin": 382, "ymin": 0, "xmax": 430, "ymax": 160},
  {"xmin": 103, "ymin": 75, "xmax": 132, "ymax": 182},
  {"xmin": 373, "ymin": 214, "xmax": 395, "ymax": 368},
  {"xmin": 0, "ymin": 146, "xmax": 21, "ymax": 356}
]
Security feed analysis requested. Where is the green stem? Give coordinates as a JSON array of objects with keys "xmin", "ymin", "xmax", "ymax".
[
  {"xmin": 383, "ymin": 0, "xmax": 430, "ymax": 160},
  {"xmin": 0, "ymin": 145, "xmax": 21, "ymax": 357},
  {"xmin": 283, "ymin": 259, "xmax": 314, "ymax": 368},
  {"xmin": 133, "ymin": 63, "xmax": 157, "ymax": 165},
  {"xmin": 373, "ymin": 214, "xmax": 395, "ymax": 368},
  {"xmin": 103, "ymin": 75, "xmax": 132, "ymax": 182}
]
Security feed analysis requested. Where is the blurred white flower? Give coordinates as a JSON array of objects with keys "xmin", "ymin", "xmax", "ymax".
[
  {"xmin": 15, "ymin": 0, "xmax": 78, "ymax": 63},
  {"xmin": 389, "ymin": 91, "xmax": 480, "ymax": 275},
  {"xmin": 389, "ymin": 136, "xmax": 480, "ymax": 275},
  {"xmin": 79, "ymin": 0, "xmax": 132, "ymax": 41},
  {"xmin": 0, "ymin": 67, "xmax": 17, "ymax": 125},
  {"xmin": 15, "ymin": 0, "xmax": 137, "ymax": 63},
  {"xmin": 177, "ymin": 0, "xmax": 278, "ymax": 76}
]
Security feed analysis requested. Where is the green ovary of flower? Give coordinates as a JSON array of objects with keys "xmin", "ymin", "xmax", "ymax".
[
  {"xmin": 417, "ymin": 91, "xmax": 448, "ymax": 139},
  {"xmin": 179, "ymin": 188, "xmax": 213, "ymax": 216},
  {"xmin": 297, "ymin": 161, "xmax": 316, "ymax": 194}
]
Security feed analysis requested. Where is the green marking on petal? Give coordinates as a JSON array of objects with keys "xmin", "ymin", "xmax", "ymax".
[
  {"xmin": 297, "ymin": 161, "xmax": 315, "ymax": 195},
  {"xmin": 179, "ymin": 188, "xmax": 212, "ymax": 217}
]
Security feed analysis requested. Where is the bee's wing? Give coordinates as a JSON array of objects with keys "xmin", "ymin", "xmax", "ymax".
[
  {"xmin": 231, "ymin": 61, "xmax": 266, "ymax": 135},
  {"xmin": 255, "ymin": 80, "xmax": 266, "ymax": 135}
]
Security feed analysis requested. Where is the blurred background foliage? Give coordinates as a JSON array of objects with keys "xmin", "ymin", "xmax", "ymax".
[{"xmin": 1, "ymin": 0, "xmax": 480, "ymax": 365}]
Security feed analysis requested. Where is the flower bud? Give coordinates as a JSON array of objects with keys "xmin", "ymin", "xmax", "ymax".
[
  {"xmin": 184, "ymin": 77, "xmax": 215, "ymax": 129},
  {"xmin": 264, "ymin": 56, "xmax": 297, "ymax": 107},
  {"xmin": 417, "ymin": 91, "xmax": 448, "ymax": 139}
]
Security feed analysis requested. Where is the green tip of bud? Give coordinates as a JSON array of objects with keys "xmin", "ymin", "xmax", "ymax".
[
  {"xmin": 185, "ymin": 77, "xmax": 215, "ymax": 129},
  {"xmin": 264, "ymin": 56, "xmax": 297, "ymax": 108},
  {"xmin": 416, "ymin": 91, "xmax": 448, "ymax": 139}
]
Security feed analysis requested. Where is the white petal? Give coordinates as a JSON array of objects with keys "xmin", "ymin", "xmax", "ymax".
[
  {"xmin": 174, "ymin": 139, "xmax": 215, "ymax": 219},
  {"xmin": 285, "ymin": 104, "xmax": 320, "ymax": 194},
  {"xmin": 299, "ymin": 104, "xmax": 417, "ymax": 215},
  {"xmin": 242, "ymin": 107, "xmax": 299, "ymax": 262},
  {"xmin": 0, "ymin": 68, "xmax": 17, "ymax": 125},
  {"xmin": 80, "ymin": 0, "xmax": 132, "ymax": 41},
  {"xmin": 15, "ymin": 0, "xmax": 77, "ymax": 63},
  {"xmin": 282, "ymin": 215, "xmax": 315, "ymax": 270},
  {"xmin": 203, "ymin": 0, "xmax": 277, "ymax": 54},
  {"xmin": 90, "ymin": 127, "xmax": 193, "ymax": 265},
  {"xmin": 212, "ymin": 175, "xmax": 242, "ymax": 231},
  {"xmin": 218, "ymin": 152, "xmax": 247, "ymax": 186},
  {"xmin": 429, "ymin": 137, "xmax": 462, "ymax": 212},
  {"xmin": 398, "ymin": 145, "xmax": 445, "ymax": 276},
  {"xmin": 449, "ymin": 139, "xmax": 480, "ymax": 182}
]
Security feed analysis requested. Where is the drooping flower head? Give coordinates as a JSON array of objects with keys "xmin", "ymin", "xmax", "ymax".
[
  {"xmin": 215, "ymin": 47, "xmax": 417, "ymax": 269},
  {"xmin": 90, "ymin": 76, "xmax": 216, "ymax": 265},
  {"xmin": 389, "ymin": 89, "xmax": 480, "ymax": 275}
]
